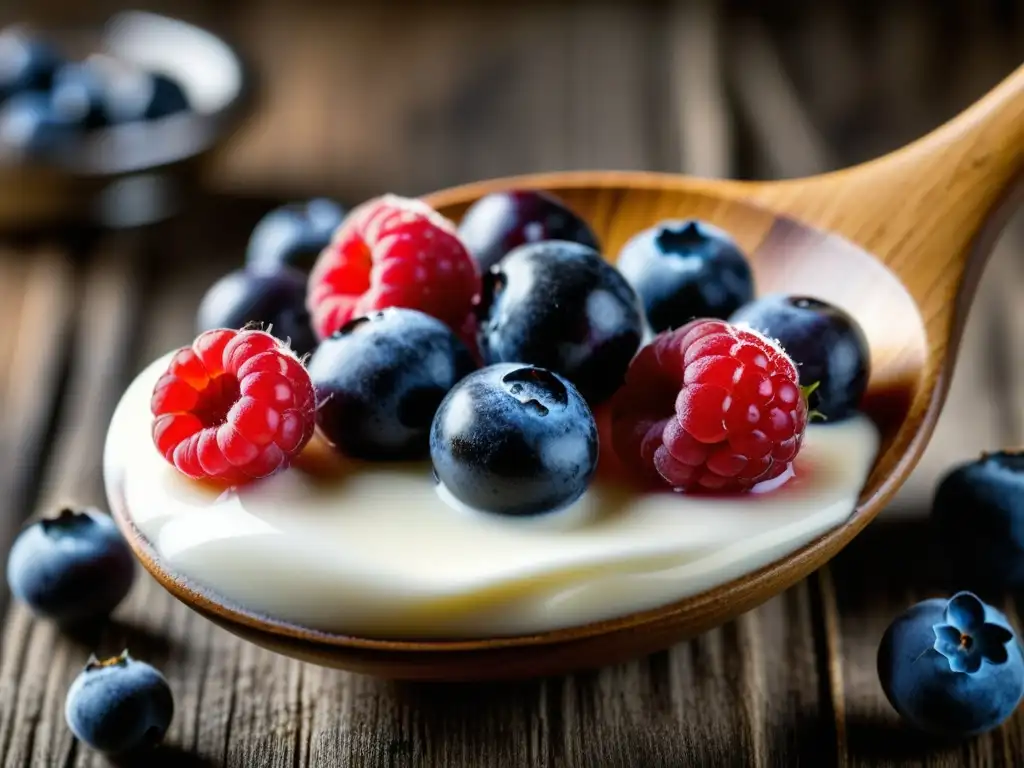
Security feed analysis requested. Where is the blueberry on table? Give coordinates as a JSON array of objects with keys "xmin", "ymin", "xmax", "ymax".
[
  {"xmin": 430, "ymin": 363, "xmax": 599, "ymax": 516},
  {"xmin": 50, "ymin": 61, "xmax": 111, "ymax": 130},
  {"xmin": 457, "ymin": 189, "xmax": 600, "ymax": 272},
  {"xmin": 308, "ymin": 307, "xmax": 478, "ymax": 460},
  {"xmin": 65, "ymin": 651, "xmax": 173, "ymax": 756},
  {"xmin": 0, "ymin": 29, "xmax": 62, "ymax": 103},
  {"xmin": 478, "ymin": 240, "xmax": 644, "ymax": 405},
  {"xmin": 6, "ymin": 507, "xmax": 135, "ymax": 625},
  {"xmin": 0, "ymin": 92, "xmax": 78, "ymax": 155},
  {"xmin": 196, "ymin": 267, "xmax": 318, "ymax": 357},
  {"xmin": 616, "ymin": 219, "xmax": 754, "ymax": 332},
  {"xmin": 246, "ymin": 198, "xmax": 346, "ymax": 275},
  {"xmin": 730, "ymin": 294, "xmax": 870, "ymax": 421},
  {"xmin": 877, "ymin": 592, "xmax": 1024, "ymax": 738},
  {"xmin": 932, "ymin": 451, "xmax": 1024, "ymax": 588}
]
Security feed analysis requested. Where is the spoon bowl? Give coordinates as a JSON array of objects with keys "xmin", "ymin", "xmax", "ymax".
[{"xmin": 110, "ymin": 63, "xmax": 1024, "ymax": 681}]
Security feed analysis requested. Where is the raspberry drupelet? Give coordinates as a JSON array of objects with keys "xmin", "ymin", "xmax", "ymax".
[
  {"xmin": 306, "ymin": 194, "xmax": 481, "ymax": 340},
  {"xmin": 610, "ymin": 319, "xmax": 810, "ymax": 493},
  {"xmin": 150, "ymin": 329, "xmax": 316, "ymax": 485}
]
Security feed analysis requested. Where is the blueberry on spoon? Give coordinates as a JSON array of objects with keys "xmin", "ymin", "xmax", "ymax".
[
  {"xmin": 616, "ymin": 219, "xmax": 754, "ymax": 332},
  {"xmin": 430, "ymin": 363, "xmax": 599, "ymax": 517}
]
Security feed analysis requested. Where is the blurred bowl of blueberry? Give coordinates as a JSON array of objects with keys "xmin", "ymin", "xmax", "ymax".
[{"xmin": 0, "ymin": 11, "xmax": 251, "ymax": 229}]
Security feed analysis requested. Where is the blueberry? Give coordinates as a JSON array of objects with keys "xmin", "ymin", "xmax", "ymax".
[
  {"xmin": 932, "ymin": 452, "xmax": 1024, "ymax": 589},
  {"xmin": 246, "ymin": 199, "xmax": 346, "ymax": 275},
  {"xmin": 615, "ymin": 219, "xmax": 753, "ymax": 333},
  {"xmin": 50, "ymin": 61, "xmax": 110, "ymax": 130},
  {"xmin": 729, "ymin": 294, "xmax": 870, "ymax": 421},
  {"xmin": 457, "ymin": 189, "xmax": 600, "ymax": 273},
  {"xmin": 6, "ymin": 507, "xmax": 135, "ymax": 625},
  {"xmin": 0, "ymin": 30, "xmax": 62, "ymax": 103},
  {"xmin": 196, "ymin": 267, "xmax": 318, "ymax": 357},
  {"xmin": 878, "ymin": 592, "xmax": 1024, "ymax": 737},
  {"xmin": 430, "ymin": 363, "xmax": 598, "ymax": 516},
  {"xmin": 65, "ymin": 651, "xmax": 173, "ymax": 755},
  {"xmin": 308, "ymin": 307, "xmax": 477, "ymax": 460},
  {"xmin": 478, "ymin": 240, "xmax": 643, "ymax": 405},
  {"xmin": 0, "ymin": 91, "xmax": 78, "ymax": 155},
  {"xmin": 103, "ymin": 62, "xmax": 189, "ymax": 124}
]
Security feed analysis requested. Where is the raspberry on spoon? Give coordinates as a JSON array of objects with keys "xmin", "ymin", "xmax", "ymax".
[
  {"xmin": 610, "ymin": 319, "xmax": 810, "ymax": 493},
  {"xmin": 150, "ymin": 329, "xmax": 316, "ymax": 485},
  {"xmin": 307, "ymin": 194, "xmax": 481, "ymax": 340}
]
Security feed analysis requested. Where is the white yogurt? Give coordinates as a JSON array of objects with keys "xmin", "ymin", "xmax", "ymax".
[{"xmin": 104, "ymin": 355, "xmax": 879, "ymax": 639}]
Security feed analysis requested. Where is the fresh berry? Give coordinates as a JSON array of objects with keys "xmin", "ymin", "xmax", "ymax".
[
  {"xmin": 150, "ymin": 328, "xmax": 315, "ymax": 485},
  {"xmin": 932, "ymin": 452, "xmax": 1024, "ymax": 589},
  {"xmin": 457, "ymin": 189, "xmax": 600, "ymax": 272},
  {"xmin": 878, "ymin": 592, "xmax": 1024, "ymax": 737},
  {"xmin": 430, "ymin": 363, "xmax": 598, "ymax": 516},
  {"xmin": 196, "ymin": 268, "xmax": 317, "ymax": 357},
  {"xmin": 65, "ymin": 651, "xmax": 173, "ymax": 756},
  {"xmin": 307, "ymin": 194, "xmax": 480, "ymax": 340},
  {"xmin": 616, "ymin": 219, "xmax": 754, "ymax": 333},
  {"xmin": 104, "ymin": 66, "xmax": 190, "ymax": 123},
  {"xmin": 6, "ymin": 507, "xmax": 134, "ymax": 625},
  {"xmin": 478, "ymin": 240, "xmax": 643, "ymax": 405},
  {"xmin": 246, "ymin": 198, "xmax": 346, "ymax": 275},
  {"xmin": 308, "ymin": 308, "xmax": 477, "ymax": 460},
  {"xmin": 50, "ymin": 60, "xmax": 110, "ymax": 130},
  {"xmin": 0, "ymin": 91, "xmax": 77, "ymax": 155},
  {"xmin": 730, "ymin": 295, "xmax": 869, "ymax": 421},
  {"xmin": 0, "ymin": 29, "xmax": 62, "ymax": 103},
  {"xmin": 610, "ymin": 319, "xmax": 808, "ymax": 492}
]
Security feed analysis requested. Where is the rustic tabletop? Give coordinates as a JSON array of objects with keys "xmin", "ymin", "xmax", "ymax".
[{"xmin": 2, "ymin": 2, "xmax": 1024, "ymax": 766}]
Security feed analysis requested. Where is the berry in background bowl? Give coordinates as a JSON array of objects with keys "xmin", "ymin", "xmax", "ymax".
[
  {"xmin": 0, "ymin": 29, "xmax": 62, "ymax": 101},
  {"xmin": 457, "ymin": 189, "xmax": 600, "ymax": 272},
  {"xmin": 616, "ymin": 219, "xmax": 754, "ymax": 333},
  {"xmin": 308, "ymin": 307, "xmax": 478, "ymax": 461},
  {"xmin": 430, "ymin": 363, "xmax": 599, "ymax": 517},
  {"xmin": 730, "ymin": 294, "xmax": 869, "ymax": 421},
  {"xmin": 0, "ymin": 91, "xmax": 77, "ymax": 156},
  {"xmin": 477, "ymin": 240, "xmax": 644, "ymax": 405},
  {"xmin": 196, "ymin": 267, "xmax": 318, "ymax": 358},
  {"xmin": 246, "ymin": 198, "xmax": 346, "ymax": 275}
]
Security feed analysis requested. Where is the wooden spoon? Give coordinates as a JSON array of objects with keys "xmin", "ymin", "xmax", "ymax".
[{"xmin": 112, "ymin": 63, "xmax": 1024, "ymax": 682}]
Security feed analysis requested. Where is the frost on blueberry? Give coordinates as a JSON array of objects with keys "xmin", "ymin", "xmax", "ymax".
[{"xmin": 933, "ymin": 592, "xmax": 1014, "ymax": 673}]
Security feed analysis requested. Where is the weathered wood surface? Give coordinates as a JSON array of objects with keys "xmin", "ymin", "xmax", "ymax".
[{"xmin": 2, "ymin": 1, "xmax": 1024, "ymax": 765}]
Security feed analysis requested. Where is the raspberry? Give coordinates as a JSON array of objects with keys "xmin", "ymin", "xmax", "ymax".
[
  {"xmin": 150, "ymin": 329, "xmax": 316, "ymax": 485},
  {"xmin": 610, "ymin": 319, "xmax": 809, "ymax": 493},
  {"xmin": 307, "ymin": 194, "xmax": 480, "ymax": 340}
]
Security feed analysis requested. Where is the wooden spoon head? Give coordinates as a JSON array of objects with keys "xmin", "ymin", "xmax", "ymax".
[{"xmin": 112, "ymin": 173, "xmax": 934, "ymax": 682}]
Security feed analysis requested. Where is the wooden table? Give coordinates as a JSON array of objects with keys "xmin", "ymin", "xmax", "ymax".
[{"xmin": 3, "ymin": 2, "xmax": 1024, "ymax": 765}]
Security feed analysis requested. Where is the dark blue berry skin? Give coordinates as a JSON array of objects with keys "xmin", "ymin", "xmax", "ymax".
[
  {"xmin": 106, "ymin": 70, "xmax": 189, "ymax": 123},
  {"xmin": 0, "ymin": 31, "xmax": 62, "ymax": 103},
  {"xmin": 457, "ymin": 189, "xmax": 600, "ymax": 273},
  {"xmin": 932, "ymin": 452, "xmax": 1024, "ymax": 589},
  {"xmin": 6, "ymin": 507, "xmax": 135, "ymax": 625},
  {"xmin": 616, "ymin": 219, "xmax": 754, "ymax": 333},
  {"xmin": 730, "ymin": 294, "xmax": 870, "ymax": 421},
  {"xmin": 308, "ymin": 307, "xmax": 478, "ymax": 460},
  {"xmin": 65, "ymin": 651, "xmax": 173, "ymax": 756},
  {"xmin": 478, "ymin": 240, "xmax": 643, "ymax": 405},
  {"xmin": 50, "ymin": 61, "xmax": 110, "ymax": 130},
  {"xmin": 430, "ymin": 363, "xmax": 598, "ymax": 517},
  {"xmin": 0, "ymin": 92, "xmax": 77, "ymax": 155},
  {"xmin": 878, "ymin": 592, "xmax": 1024, "ymax": 738},
  {"xmin": 196, "ymin": 267, "xmax": 317, "ymax": 357},
  {"xmin": 245, "ymin": 199, "xmax": 346, "ymax": 275}
]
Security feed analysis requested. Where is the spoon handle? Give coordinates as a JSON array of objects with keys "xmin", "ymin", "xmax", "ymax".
[{"xmin": 751, "ymin": 62, "xmax": 1024, "ymax": 304}]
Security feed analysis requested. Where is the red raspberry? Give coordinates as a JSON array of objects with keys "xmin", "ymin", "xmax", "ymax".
[
  {"xmin": 610, "ymin": 319, "xmax": 809, "ymax": 493},
  {"xmin": 150, "ymin": 329, "xmax": 316, "ymax": 485},
  {"xmin": 307, "ymin": 194, "xmax": 481, "ymax": 340}
]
